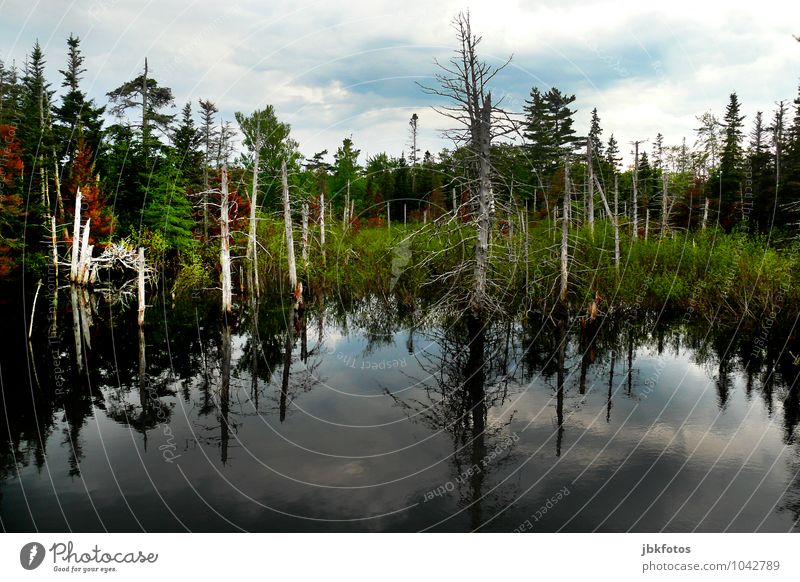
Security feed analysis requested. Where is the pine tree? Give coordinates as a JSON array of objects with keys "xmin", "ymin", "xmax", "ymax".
[
  {"xmin": 53, "ymin": 35, "xmax": 105, "ymax": 166},
  {"xmin": 107, "ymin": 59, "xmax": 175, "ymax": 158},
  {"xmin": 19, "ymin": 41, "xmax": 55, "ymax": 197},
  {"xmin": 172, "ymin": 102, "xmax": 203, "ymax": 192},
  {"xmin": 606, "ymin": 134, "xmax": 621, "ymax": 174},
  {"xmin": 716, "ymin": 92, "xmax": 746, "ymax": 219},
  {"xmin": 748, "ymin": 111, "xmax": 774, "ymax": 231},
  {"xmin": 523, "ymin": 87, "xmax": 553, "ymax": 172},
  {"xmin": 782, "ymin": 86, "xmax": 800, "ymax": 223},
  {"xmin": 588, "ymin": 107, "xmax": 604, "ymax": 158},
  {"xmin": 546, "ymin": 87, "xmax": 582, "ymax": 159}
]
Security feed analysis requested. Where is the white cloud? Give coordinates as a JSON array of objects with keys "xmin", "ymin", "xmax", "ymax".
[{"xmin": 2, "ymin": 0, "xmax": 798, "ymax": 163}]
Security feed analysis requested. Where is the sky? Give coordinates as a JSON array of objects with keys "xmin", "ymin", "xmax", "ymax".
[{"xmin": 1, "ymin": 0, "xmax": 799, "ymax": 166}]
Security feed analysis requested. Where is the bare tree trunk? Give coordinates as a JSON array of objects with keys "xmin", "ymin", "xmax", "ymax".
[
  {"xmin": 387, "ymin": 201, "xmax": 391, "ymax": 229},
  {"xmin": 587, "ymin": 137, "xmax": 594, "ymax": 237},
  {"xmin": 137, "ymin": 247, "xmax": 146, "ymax": 327},
  {"xmin": 248, "ymin": 120, "xmax": 261, "ymax": 298},
  {"xmin": 472, "ymin": 94, "xmax": 492, "ymax": 314},
  {"xmin": 78, "ymin": 219, "xmax": 92, "ymax": 284},
  {"xmin": 560, "ymin": 201, "xmax": 569, "ymax": 304},
  {"xmin": 702, "ymin": 197, "xmax": 709, "ymax": 231},
  {"xmin": 614, "ymin": 174, "xmax": 620, "ymax": 274},
  {"xmin": 661, "ymin": 170, "xmax": 669, "ymax": 235},
  {"xmin": 301, "ymin": 203, "xmax": 309, "ymax": 269},
  {"xmin": 282, "ymin": 160, "xmax": 298, "ymax": 295},
  {"xmin": 593, "ymin": 172, "xmax": 620, "ymax": 275},
  {"xmin": 645, "ymin": 208, "xmax": 650, "ymax": 240},
  {"xmin": 70, "ymin": 188, "xmax": 82, "ymax": 282},
  {"xmin": 344, "ymin": 180, "xmax": 350, "ymax": 226},
  {"xmin": 319, "ymin": 192, "xmax": 326, "ymax": 265},
  {"xmin": 524, "ymin": 199, "xmax": 529, "ymax": 290},
  {"xmin": 50, "ymin": 213, "xmax": 58, "ymax": 276},
  {"xmin": 632, "ymin": 141, "xmax": 639, "ymax": 240},
  {"xmin": 220, "ymin": 164, "xmax": 232, "ymax": 313}
]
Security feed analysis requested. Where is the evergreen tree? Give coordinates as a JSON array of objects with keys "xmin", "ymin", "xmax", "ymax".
[
  {"xmin": 172, "ymin": 102, "xmax": 203, "ymax": 192},
  {"xmin": 545, "ymin": 87, "xmax": 582, "ymax": 159},
  {"xmin": 332, "ymin": 137, "xmax": 364, "ymax": 210},
  {"xmin": 748, "ymin": 111, "xmax": 773, "ymax": 231},
  {"xmin": 53, "ymin": 35, "xmax": 105, "ymax": 167},
  {"xmin": 522, "ymin": 87, "xmax": 553, "ymax": 172},
  {"xmin": 107, "ymin": 59, "xmax": 175, "ymax": 158},
  {"xmin": 715, "ymin": 92, "xmax": 746, "ymax": 218},
  {"xmin": 782, "ymin": 86, "xmax": 800, "ymax": 221},
  {"xmin": 234, "ymin": 105, "xmax": 297, "ymax": 209},
  {"xmin": 19, "ymin": 41, "xmax": 55, "ymax": 197},
  {"xmin": 588, "ymin": 107, "xmax": 604, "ymax": 158},
  {"xmin": 605, "ymin": 134, "xmax": 621, "ymax": 175},
  {"xmin": 523, "ymin": 86, "xmax": 581, "ymax": 177}
]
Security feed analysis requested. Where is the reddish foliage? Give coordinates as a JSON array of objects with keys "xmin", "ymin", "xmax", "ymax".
[
  {"xmin": 64, "ymin": 138, "xmax": 114, "ymax": 245},
  {"xmin": 0, "ymin": 125, "xmax": 23, "ymax": 187},
  {"xmin": 366, "ymin": 216, "xmax": 385, "ymax": 228}
]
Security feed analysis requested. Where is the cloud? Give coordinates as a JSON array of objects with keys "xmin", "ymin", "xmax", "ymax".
[{"xmin": 1, "ymin": 0, "xmax": 798, "ymax": 165}]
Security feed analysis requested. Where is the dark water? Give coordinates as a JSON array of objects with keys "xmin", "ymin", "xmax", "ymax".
[{"xmin": 1, "ymin": 282, "xmax": 800, "ymax": 532}]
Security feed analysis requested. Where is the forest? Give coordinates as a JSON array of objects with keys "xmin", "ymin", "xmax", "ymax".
[
  {"xmin": 1, "ymin": 16, "xmax": 800, "ymax": 325},
  {"xmin": 3, "ymin": 9, "xmax": 800, "ymax": 536}
]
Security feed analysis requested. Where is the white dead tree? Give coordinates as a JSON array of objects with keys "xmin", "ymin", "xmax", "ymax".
[
  {"xmin": 422, "ymin": 11, "xmax": 514, "ymax": 315},
  {"xmin": 220, "ymin": 164, "xmax": 233, "ymax": 313},
  {"xmin": 661, "ymin": 170, "xmax": 669, "ymax": 234},
  {"xmin": 301, "ymin": 202, "xmax": 309, "ymax": 269},
  {"xmin": 586, "ymin": 137, "xmax": 595, "ymax": 236},
  {"xmin": 593, "ymin": 173, "xmax": 620, "ymax": 275},
  {"xmin": 137, "ymin": 247, "xmax": 146, "ymax": 327},
  {"xmin": 631, "ymin": 140, "xmax": 643, "ymax": 240},
  {"xmin": 319, "ymin": 191, "xmax": 326, "ymax": 265},
  {"xmin": 560, "ymin": 156, "xmax": 570, "ymax": 303},
  {"xmin": 70, "ymin": 188, "xmax": 83, "ymax": 281},
  {"xmin": 247, "ymin": 116, "xmax": 262, "ymax": 298},
  {"xmin": 282, "ymin": 159, "xmax": 300, "ymax": 304}
]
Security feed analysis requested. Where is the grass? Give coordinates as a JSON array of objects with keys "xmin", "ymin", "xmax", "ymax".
[{"xmin": 178, "ymin": 214, "xmax": 800, "ymax": 326}]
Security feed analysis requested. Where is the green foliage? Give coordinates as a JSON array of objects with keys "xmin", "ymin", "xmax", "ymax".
[{"xmin": 172, "ymin": 247, "xmax": 212, "ymax": 297}]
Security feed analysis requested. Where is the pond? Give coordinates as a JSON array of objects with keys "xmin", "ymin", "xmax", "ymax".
[{"xmin": 1, "ymin": 283, "xmax": 799, "ymax": 532}]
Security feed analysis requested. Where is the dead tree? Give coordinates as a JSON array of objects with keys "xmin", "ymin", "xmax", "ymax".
[
  {"xmin": 660, "ymin": 170, "xmax": 669, "ymax": 234},
  {"xmin": 301, "ymin": 202, "xmax": 309, "ymax": 269},
  {"xmin": 70, "ymin": 188, "xmax": 83, "ymax": 281},
  {"xmin": 421, "ymin": 11, "xmax": 514, "ymax": 315},
  {"xmin": 247, "ymin": 116, "xmax": 262, "ymax": 298},
  {"xmin": 282, "ymin": 160, "xmax": 300, "ymax": 303},
  {"xmin": 560, "ymin": 156, "xmax": 570, "ymax": 304},
  {"xmin": 631, "ymin": 140, "xmax": 644, "ymax": 240},
  {"xmin": 586, "ymin": 137, "xmax": 595, "ymax": 236},
  {"xmin": 593, "ymin": 172, "xmax": 620, "ymax": 274},
  {"xmin": 319, "ymin": 191, "xmax": 326, "ymax": 265},
  {"xmin": 137, "ymin": 248, "xmax": 146, "ymax": 327},
  {"xmin": 220, "ymin": 164, "xmax": 233, "ymax": 313}
]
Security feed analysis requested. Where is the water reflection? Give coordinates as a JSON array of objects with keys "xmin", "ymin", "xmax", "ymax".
[{"xmin": 1, "ymin": 284, "xmax": 800, "ymax": 532}]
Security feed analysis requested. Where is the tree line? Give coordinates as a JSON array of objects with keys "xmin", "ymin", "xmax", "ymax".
[{"xmin": 1, "ymin": 34, "xmax": 800, "ymax": 280}]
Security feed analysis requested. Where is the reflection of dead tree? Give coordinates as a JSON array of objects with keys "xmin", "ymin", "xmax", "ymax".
[
  {"xmin": 278, "ymin": 307, "xmax": 323, "ymax": 422},
  {"xmin": 387, "ymin": 315, "xmax": 518, "ymax": 525},
  {"xmin": 219, "ymin": 321, "xmax": 232, "ymax": 464}
]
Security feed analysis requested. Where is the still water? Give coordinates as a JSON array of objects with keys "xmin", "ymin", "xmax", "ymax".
[{"xmin": 1, "ymin": 284, "xmax": 799, "ymax": 532}]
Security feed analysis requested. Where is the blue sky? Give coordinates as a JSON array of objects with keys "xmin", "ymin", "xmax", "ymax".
[{"xmin": 2, "ymin": 0, "xmax": 798, "ymax": 166}]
